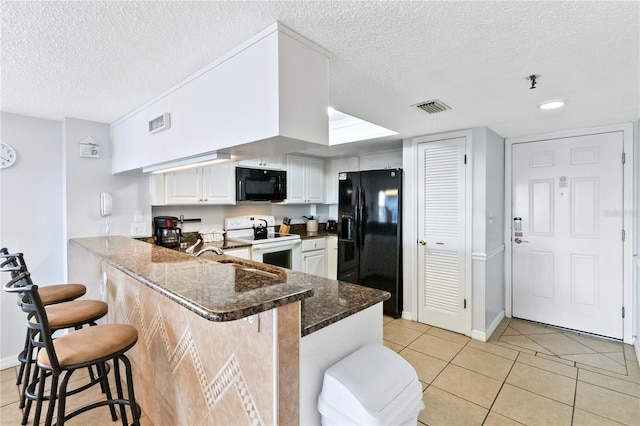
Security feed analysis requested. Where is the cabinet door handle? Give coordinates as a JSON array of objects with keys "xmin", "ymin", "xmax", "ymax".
[{"xmin": 419, "ymin": 240, "xmax": 426, "ymax": 246}]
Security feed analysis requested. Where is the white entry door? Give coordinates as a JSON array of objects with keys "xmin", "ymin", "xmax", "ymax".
[
  {"xmin": 417, "ymin": 138, "xmax": 467, "ymax": 334},
  {"xmin": 512, "ymin": 132, "xmax": 624, "ymax": 339}
]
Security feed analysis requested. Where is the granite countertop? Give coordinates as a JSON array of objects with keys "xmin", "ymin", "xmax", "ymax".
[
  {"xmin": 70, "ymin": 236, "xmax": 389, "ymax": 336},
  {"xmin": 277, "ymin": 223, "xmax": 337, "ymax": 240},
  {"xmin": 136, "ymin": 234, "xmax": 250, "ymax": 252}
]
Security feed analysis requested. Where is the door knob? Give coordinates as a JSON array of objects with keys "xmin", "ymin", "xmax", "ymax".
[
  {"xmin": 418, "ymin": 240, "xmax": 426, "ymax": 246},
  {"xmin": 514, "ymin": 238, "xmax": 529, "ymax": 244}
]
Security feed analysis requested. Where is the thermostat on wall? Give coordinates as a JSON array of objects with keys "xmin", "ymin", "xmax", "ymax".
[
  {"xmin": 149, "ymin": 113, "xmax": 171, "ymax": 134},
  {"xmin": 79, "ymin": 136, "xmax": 100, "ymax": 158}
]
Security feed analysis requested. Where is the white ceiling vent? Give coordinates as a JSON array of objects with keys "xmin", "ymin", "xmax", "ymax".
[{"xmin": 414, "ymin": 99, "xmax": 451, "ymax": 114}]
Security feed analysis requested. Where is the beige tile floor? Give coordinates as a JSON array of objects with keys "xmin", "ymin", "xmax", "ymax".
[
  {"xmin": 0, "ymin": 367, "xmax": 152, "ymax": 425},
  {"xmin": 384, "ymin": 316, "xmax": 640, "ymax": 426},
  {"xmin": 2, "ymin": 317, "xmax": 639, "ymax": 425}
]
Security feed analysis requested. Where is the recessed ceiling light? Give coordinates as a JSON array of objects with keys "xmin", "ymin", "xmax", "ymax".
[{"xmin": 538, "ymin": 99, "xmax": 567, "ymax": 110}]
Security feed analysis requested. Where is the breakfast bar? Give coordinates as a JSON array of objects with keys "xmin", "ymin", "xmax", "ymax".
[{"xmin": 68, "ymin": 236, "xmax": 389, "ymax": 426}]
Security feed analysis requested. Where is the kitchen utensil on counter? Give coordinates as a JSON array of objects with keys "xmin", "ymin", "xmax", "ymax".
[
  {"xmin": 280, "ymin": 216, "xmax": 291, "ymax": 234},
  {"xmin": 154, "ymin": 216, "xmax": 182, "ymax": 247},
  {"xmin": 304, "ymin": 216, "xmax": 318, "ymax": 232},
  {"xmin": 253, "ymin": 219, "xmax": 269, "ymax": 239}
]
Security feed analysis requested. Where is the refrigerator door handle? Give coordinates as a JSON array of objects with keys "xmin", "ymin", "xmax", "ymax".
[
  {"xmin": 355, "ymin": 186, "xmax": 360, "ymax": 248},
  {"xmin": 360, "ymin": 186, "xmax": 365, "ymax": 248}
]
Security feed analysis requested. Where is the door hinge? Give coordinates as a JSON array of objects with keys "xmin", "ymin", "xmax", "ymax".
[
  {"xmin": 622, "ymin": 152, "xmax": 626, "ymax": 164},
  {"xmin": 622, "ymin": 306, "xmax": 625, "ymax": 318},
  {"xmin": 622, "ymin": 230, "xmax": 626, "ymax": 241},
  {"xmin": 464, "ymin": 155, "xmax": 467, "ymax": 164},
  {"xmin": 463, "ymin": 299, "xmax": 467, "ymax": 309}
]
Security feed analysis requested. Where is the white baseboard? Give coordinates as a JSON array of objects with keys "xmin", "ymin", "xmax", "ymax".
[
  {"xmin": 470, "ymin": 329, "xmax": 487, "ymax": 341},
  {"xmin": 470, "ymin": 310, "xmax": 505, "ymax": 342},
  {"xmin": 1, "ymin": 355, "xmax": 19, "ymax": 370},
  {"xmin": 635, "ymin": 337, "xmax": 640, "ymax": 368},
  {"xmin": 486, "ymin": 310, "xmax": 506, "ymax": 340},
  {"xmin": 401, "ymin": 311, "xmax": 413, "ymax": 321}
]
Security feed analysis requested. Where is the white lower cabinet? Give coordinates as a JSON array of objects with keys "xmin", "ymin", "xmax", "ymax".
[
  {"xmin": 223, "ymin": 247, "xmax": 251, "ymax": 260},
  {"xmin": 301, "ymin": 238, "xmax": 326, "ymax": 277},
  {"xmin": 325, "ymin": 235, "xmax": 337, "ymax": 279},
  {"xmin": 164, "ymin": 162, "xmax": 236, "ymax": 205}
]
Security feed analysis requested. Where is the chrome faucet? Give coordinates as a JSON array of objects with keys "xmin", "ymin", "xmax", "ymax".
[
  {"xmin": 193, "ymin": 245, "xmax": 224, "ymax": 256},
  {"xmin": 185, "ymin": 239, "xmax": 201, "ymax": 255}
]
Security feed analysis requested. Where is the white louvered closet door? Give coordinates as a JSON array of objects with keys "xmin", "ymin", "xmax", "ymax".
[{"xmin": 417, "ymin": 138, "xmax": 467, "ymax": 333}]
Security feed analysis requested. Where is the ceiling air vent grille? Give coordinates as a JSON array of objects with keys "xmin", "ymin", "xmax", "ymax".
[{"xmin": 414, "ymin": 99, "xmax": 451, "ymax": 114}]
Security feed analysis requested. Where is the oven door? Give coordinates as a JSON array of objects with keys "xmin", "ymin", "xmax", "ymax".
[{"xmin": 251, "ymin": 240, "xmax": 302, "ymax": 271}]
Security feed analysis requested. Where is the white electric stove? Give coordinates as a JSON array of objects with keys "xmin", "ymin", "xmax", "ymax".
[{"xmin": 224, "ymin": 215, "xmax": 301, "ymax": 270}]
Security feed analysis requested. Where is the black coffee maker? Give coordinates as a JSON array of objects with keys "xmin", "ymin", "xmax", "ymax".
[{"xmin": 154, "ymin": 216, "xmax": 182, "ymax": 247}]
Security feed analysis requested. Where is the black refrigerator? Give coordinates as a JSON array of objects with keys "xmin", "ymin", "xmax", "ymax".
[{"xmin": 337, "ymin": 169, "xmax": 402, "ymax": 317}]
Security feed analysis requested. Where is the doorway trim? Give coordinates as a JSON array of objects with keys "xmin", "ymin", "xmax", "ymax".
[
  {"xmin": 403, "ymin": 129, "xmax": 473, "ymax": 336},
  {"xmin": 505, "ymin": 123, "xmax": 634, "ymax": 344}
]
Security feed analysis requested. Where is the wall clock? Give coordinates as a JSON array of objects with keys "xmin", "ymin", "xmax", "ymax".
[{"xmin": 0, "ymin": 142, "xmax": 17, "ymax": 169}]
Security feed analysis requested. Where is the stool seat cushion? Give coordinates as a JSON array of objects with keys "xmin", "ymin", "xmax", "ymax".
[
  {"xmin": 30, "ymin": 300, "xmax": 108, "ymax": 328},
  {"xmin": 38, "ymin": 324, "xmax": 138, "ymax": 368},
  {"xmin": 38, "ymin": 284, "xmax": 87, "ymax": 305}
]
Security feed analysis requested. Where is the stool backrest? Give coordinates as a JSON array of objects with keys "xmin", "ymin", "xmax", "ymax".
[
  {"xmin": 3, "ymin": 271, "xmax": 61, "ymax": 371},
  {"xmin": 0, "ymin": 250, "xmax": 28, "ymax": 278}
]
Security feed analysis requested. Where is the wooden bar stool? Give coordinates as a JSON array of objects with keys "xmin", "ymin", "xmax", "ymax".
[{"xmin": 4, "ymin": 271, "xmax": 141, "ymax": 426}]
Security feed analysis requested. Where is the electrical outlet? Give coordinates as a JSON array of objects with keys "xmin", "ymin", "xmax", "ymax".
[{"xmin": 131, "ymin": 222, "xmax": 146, "ymax": 237}]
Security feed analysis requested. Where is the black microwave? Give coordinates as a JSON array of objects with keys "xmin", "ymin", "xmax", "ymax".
[{"xmin": 236, "ymin": 167, "xmax": 287, "ymax": 201}]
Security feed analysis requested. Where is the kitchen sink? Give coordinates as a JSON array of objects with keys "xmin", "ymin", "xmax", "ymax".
[{"xmin": 217, "ymin": 258, "xmax": 285, "ymax": 279}]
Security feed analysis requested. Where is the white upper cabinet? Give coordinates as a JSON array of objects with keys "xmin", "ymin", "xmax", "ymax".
[
  {"xmin": 111, "ymin": 23, "xmax": 329, "ymax": 174},
  {"xmin": 286, "ymin": 155, "xmax": 324, "ymax": 204},
  {"xmin": 202, "ymin": 163, "xmax": 236, "ymax": 203},
  {"xmin": 165, "ymin": 168, "xmax": 201, "ymax": 204},
  {"xmin": 359, "ymin": 148, "xmax": 403, "ymax": 170},
  {"xmin": 164, "ymin": 162, "xmax": 236, "ymax": 205},
  {"xmin": 324, "ymin": 156, "xmax": 359, "ymax": 204},
  {"xmin": 238, "ymin": 155, "xmax": 284, "ymax": 170}
]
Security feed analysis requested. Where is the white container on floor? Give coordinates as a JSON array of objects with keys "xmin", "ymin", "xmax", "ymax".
[{"xmin": 318, "ymin": 344, "xmax": 424, "ymax": 426}]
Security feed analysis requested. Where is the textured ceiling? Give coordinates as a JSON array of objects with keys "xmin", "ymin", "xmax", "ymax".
[{"xmin": 1, "ymin": 1, "xmax": 638, "ymax": 154}]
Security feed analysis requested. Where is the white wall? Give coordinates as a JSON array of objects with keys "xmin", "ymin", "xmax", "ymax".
[
  {"xmin": 634, "ymin": 119, "xmax": 639, "ymax": 358},
  {"xmin": 470, "ymin": 127, "xmax": 506, "ymax": 341},
  {"xmin": 0, "ymin": 112, "xmax": 64, "ymax": 365},
  {"xmin": 63, "ymin": 117, "xmax": 151, "ymax": 246},
  {"xmin": 0, "ymin": 114, "xmax": 152, "ymax": 367}
]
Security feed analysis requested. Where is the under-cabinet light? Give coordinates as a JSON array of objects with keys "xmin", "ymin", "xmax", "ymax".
[{"xmin": 142, "ymin": 152, "xmax": 231, "ymax": 174}]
